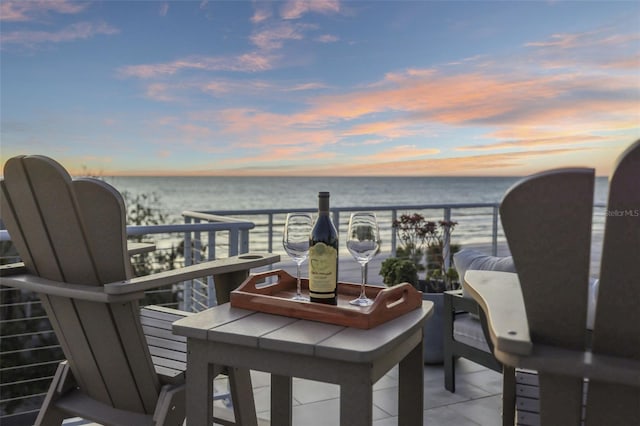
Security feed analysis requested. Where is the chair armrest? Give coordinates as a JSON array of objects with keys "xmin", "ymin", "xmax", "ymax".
[
  {"xmin": 104, "ymin": 253, "xmax": 280, "ymax": 295},
  {"xmin": 465, "ymin": 270, "xmax": 640, "ymax": 387},
  {"xmin": 463, "ymin": 270, "xmax": 532, "ymax": 356},
  {"xmin": 1, "ymin": 253, "xmax": 280, "ymax": 303},
  {"xmin": 1, "ymin": 273, "xmax": 132, "ymax": 303}
]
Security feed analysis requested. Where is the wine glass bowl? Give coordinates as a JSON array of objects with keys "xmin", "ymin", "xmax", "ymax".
[
  {"xmin": 347, "ymin": 212, "xmax": 380, "ymax": 307},
  {"xmin": 283, "ymin": 213, "xmax": 313, "ymax": 301}
]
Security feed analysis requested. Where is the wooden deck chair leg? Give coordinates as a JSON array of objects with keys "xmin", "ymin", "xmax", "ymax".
[
  {"xmin": 153, "ymin": 384, "xmax": 186, "ymax": 426},
  {"xmin": 501, "ymin": 365, "xmax": 516, "ymax": 426},
  {"xmin": 227, "ymin": 367, "xmax": 258, "ymax": 426},
  {"xmin": 36, "ymin": 361, "xmax": 75, "ymax": 426}
]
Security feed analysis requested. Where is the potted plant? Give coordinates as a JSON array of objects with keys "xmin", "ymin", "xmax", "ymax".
[{"xmin": 380, "ymin": 213, "xmax": 459, "ymax": 363}]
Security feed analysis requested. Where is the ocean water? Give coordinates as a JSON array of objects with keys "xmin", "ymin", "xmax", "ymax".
[
  {"xmin": 103, "ymin": 176, "xmax": 610, "ymax": 249},
  {"xmin": 104, "ymin": 176, "xmax": 609, "ymax": 214}
]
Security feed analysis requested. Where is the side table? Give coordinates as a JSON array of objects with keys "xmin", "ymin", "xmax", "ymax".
[{"xmin": 173, "ymin": 301, "xmax": 433, "ymax": 425}]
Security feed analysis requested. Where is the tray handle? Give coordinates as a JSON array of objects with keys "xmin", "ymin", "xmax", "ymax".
[
  {"xmin": 234, "ymin": 269, "xmax": 296, "ymax": 295},
  {"xmin": 371, "ymin": 283, "xmax": 422, "ymax": 313}
]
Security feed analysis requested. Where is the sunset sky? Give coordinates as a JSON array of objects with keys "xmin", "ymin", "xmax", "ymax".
[{"xmin": 1, "ymin": 0, "xmax": 639, "ymax": 177}]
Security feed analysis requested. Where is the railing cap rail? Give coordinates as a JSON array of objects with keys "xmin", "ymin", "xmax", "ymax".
[
  {"xmin": 0, "ymin": 221, "xmax": 255, "ymax": 241},
  {"xmin": 182, "ymin": 210, "xmax": 255, "ymax": 224}
]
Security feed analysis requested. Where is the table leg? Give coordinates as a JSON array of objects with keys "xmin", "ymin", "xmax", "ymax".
[
  {"xmin": 228, "ymin": 367, "xmax": 258, "ymax": 426},
  {"xmin": 399, "ymin": 340, "xmax": 423, "ymax": 425},
  {"xmin": 271, "ymin": 374, "xmax": 293, "ymax": 425},
  {"xmin": 186, "ymin": 340, "xmax": 214, "ymax": 426},
  {"xmin": 340, "ymin": 366, "xmax": 372, "ymax": 426}
]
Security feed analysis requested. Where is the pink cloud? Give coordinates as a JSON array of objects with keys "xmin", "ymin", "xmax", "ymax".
[
  {"xmin": 342, "ymin": 120, "xmax": 425, "ymax": 139},
  {"xmin": 249, "ymin": 22, "xmax": 309, "ymax": 50},
  {"xmin": 301, "ymin": 148, "xmax": 591, "ymax": 177},
  {"xmin": 118, "ymin": 52, "xmax": 277, "ymax": 78},
  {"xmin": 251, "ymin": 4, "xmax": 272, "ymax": 23},
  {"xmin": 0, "ymin": 0, "xmax": 88, "ymax": 22},
  {"xmin": 1, "ymin": 21, "xmax": 119, "ymax": 47},
  {"xmin": 358, "ymin": 145, "xmax": 440, "ymax": 162},
  {"xmin": 119, "ymin": 23, "xmax": 637, "ymax": 177},
  {"xmin": 457, "ymin": 135, "xmax": 611, "ymax": 152},
  {"xmin": 316, "ymin": 34, "xmax": 339, "ymax": 43},
  {"xmin": 285, "ymin": 82, "xmax": 329, "ymax": 91},
  {"xmin": 145, "ymin": 83, "xmax": 180, "ymax": 102},
  {"xmin": 280, "ymin": 0, "xmax": 341, "ymax": 19}
]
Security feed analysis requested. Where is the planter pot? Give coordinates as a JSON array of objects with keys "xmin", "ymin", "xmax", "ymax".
[{"xmin": 421, "ymin": 291, "xmax": 444, "ymax": 364}]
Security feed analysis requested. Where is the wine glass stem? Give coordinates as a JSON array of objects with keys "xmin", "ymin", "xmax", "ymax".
[
  {"xmin": 296, "ymin": 262, "xmax": 302, "ymax": 298},
  {"xmin": 359, "ymin": 263, "xmax": 367, "ymax": 299}
]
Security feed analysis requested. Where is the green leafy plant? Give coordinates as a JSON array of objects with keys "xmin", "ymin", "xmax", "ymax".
[
  {"xmin": 380, "ymin": 213, "xmax": 460, "ymax": 292},
  {"xmin": 379, "ymin": 257, "xmax": 419, "ymax": 287}
]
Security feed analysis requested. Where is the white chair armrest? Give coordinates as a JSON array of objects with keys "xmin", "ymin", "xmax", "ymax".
[{"xmin": 463, "ymin": 270, "xmax": 532, "ymax": 356}]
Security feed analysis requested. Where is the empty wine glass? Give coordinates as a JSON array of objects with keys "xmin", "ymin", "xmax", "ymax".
[
  {"xmin": 347, "ymin": 212, "xmax": 380, "ymax": 307},
  {"xmin": 283, "ymin": 213, "xmax": 313, "ymax": 301}
]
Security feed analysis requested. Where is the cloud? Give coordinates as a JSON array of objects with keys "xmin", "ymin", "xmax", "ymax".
[
  {"xmin": 1, "ymin": 21, "xmax": 120, "ymax": 47},
  {"xmin": 135, "ymin": 78, "xmax": 326, "ymax": 104},
  {"xmin": 285, "ymin": 82, "xmax": 329, "ymax": 91},
  {"xmin": 159, "ymin": 2, "xmax": 169, "ymax": 17},
  {"xmin": 524, "ymin": 26, "xmax": 640, "ymax": 71},
  {"xmin": 342, "ymin": 120, "xmax": 425, "ymax": 139},
  {"xmin": 0, "ymin": 0, "xmax": 88, "ymax": 22},
  {"xmin": 457, "ymin": 135, "xmax": 611, "ymax": 152},
  {"xmin": 358, "ymin": 145, "xmax": 440, "ymax": 162},
  {"xmin": 280, "ymin": 0, "xmax": 341, "ymax": 19},
  {"xmin": 249, "ymin": 22, "xmax": 310, "ymax": 50},
  {"xmin": 145, "ymin": 83, "xmax": 180, "ymax": 102},
  {"xmin": 251, "ymin": 4, "xmax": 272, "ymax": 23},
  {"xmin": 299, "ymin": 148, "xmax": 590, "ymax": 177},
  {"xmin": 316, "ymin": 34, "xmax": 339, "ymax": 43},
  {"xmin": 118, "ymin": 52, "xmax": 277, "ymax": 78},
  {"xmin": 117, "ymin": 18, "xmax": 637, "ymax": 177}
]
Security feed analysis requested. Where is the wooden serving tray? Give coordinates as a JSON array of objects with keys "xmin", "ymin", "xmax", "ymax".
[{"xmin": 230, "ymin": 269, "xmax": 422, "ymax": 329}]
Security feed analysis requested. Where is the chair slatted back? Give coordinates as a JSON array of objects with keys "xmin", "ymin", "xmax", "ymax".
[
  {"xmin": 1, "ymin": 155, "xmax": 160, "ymax": 414},
  {"xmin": 500, "ymin": 168, "xmax": 594, "ymax": 425},
  {"xmin": 586, "ymin": 141, "xmax": 640, "ymax": 425},
  {"xmin": 500, "ymin": 168, "xmax": 594, "ymax": 348}
]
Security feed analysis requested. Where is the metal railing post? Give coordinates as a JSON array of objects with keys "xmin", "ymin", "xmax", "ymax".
[
  {"xmin": 183, "ymin": 216, "xmax": 193, "ymax": 312},
  {"xmin": 228, "ymin": 229, "xmax": 239, "ymax": 256},
  {"xmin": 391, "ymin": 209, "xmax": 397, "ymax": 256},
  {"xmin": 492, "ymin": 204, "xmax": 499, "ymax": 256},
  {"xmin": 207, "ymin": 231, "xmax": 216, "ymax": 308},
  {"xmin": 268, "ymin": 213, "xmax": 274, "ymax": 253},
  {"xmin": 443, "ymin": 207, "xmax": 452, "ymax": 271},
  {"xmin": 240, "ymin": 229, "xmax": 250, "ymax": 254}
]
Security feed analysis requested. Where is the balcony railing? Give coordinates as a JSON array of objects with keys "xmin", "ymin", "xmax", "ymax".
[{"xmin": 0, "ymin": 201, "xmax": 606, "ymax": 424}]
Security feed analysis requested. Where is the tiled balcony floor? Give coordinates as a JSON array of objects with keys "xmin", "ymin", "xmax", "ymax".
[
  {"xmin": 246, "ymin": 358, "xmax": 503, "ymax": 426},
  {"xmin": 64, "ymin": 358, "xmax": 503, "ymax": 426}
]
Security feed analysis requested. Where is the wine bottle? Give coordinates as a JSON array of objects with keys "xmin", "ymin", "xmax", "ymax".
[{"xmin": 308, "ymin": 192, "xmax": 338, "ymax": 305}]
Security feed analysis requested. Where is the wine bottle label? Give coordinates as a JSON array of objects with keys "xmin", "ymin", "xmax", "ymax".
[{"xmin": 308, "ymin": 242, "xmax": 337, "ymax": 296}]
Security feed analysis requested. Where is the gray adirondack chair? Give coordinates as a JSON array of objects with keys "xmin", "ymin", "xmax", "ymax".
[
  {"xmin": 463, "ymin": 140, "xmax": 640, "ymax": 425},
  {"xmin": 0, "ymin": 155, "xmax": 279, "ymax": 426}
]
